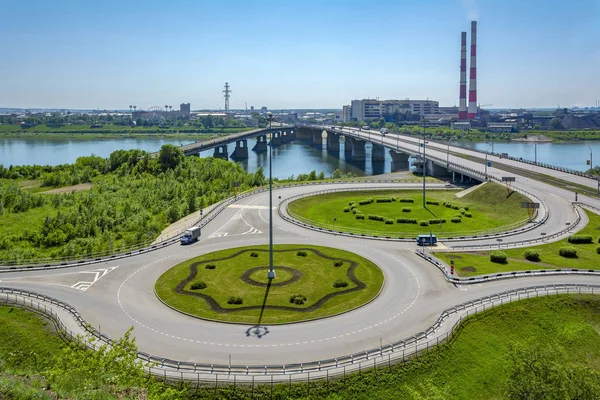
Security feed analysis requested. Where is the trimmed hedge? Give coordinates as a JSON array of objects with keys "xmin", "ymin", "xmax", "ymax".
[
  {"xmin": 191, "ymin": 281, "xmax": 207, "ymax": 290},
  {"xmin": 429, "ymin": 219, "xmax": 446, "ymax": 225},
  {"xmin": 296, "ymin": 251, "xmax": 308, "ymax": 257},
  {"xmin": 419, "ymin": 220, "xmax": 429, "ymax": 226},
  {"xmin": 359, "ymin": 199, "xmax": 373, "ymax": 206},
  {"xmin": 567, "ymin": 235, "xmax": 593, "ymax": 244},
  {"xmin": 559, "ymin": 247, "xmax": 578, "ymax": 258},
  {"xmin": 464, "ymin": 212, "xmax": 472, "ymax": 218},
  {"xmin": 333, "ymin": 260, "xmax": 343, "ymax": 267},
  {"xmin": 597, "ymin": 246, "xmax": 600, "ymax": 254},
  {"xmin": 289, "ymin": 294, "xmax": 307, "ymax": 305},
  {"xmin": 459, "ymin": 208, "xmax": 466, "ymax": 215},
  {"xmin": 376, "ymin": 197, "xmax": 393, "ymax": 203},
  {"xmin": 368, "ymin": 215, "xmax": 385, "ymax": 221},
  {"xmin": 402, "ymin": 207, "xmax": 412, "ymax": 212},
  {"xmin": 356, "ymin": 214, "xmax": 365, "ymax": 220},
  {"xmin": 391, "ymin": 197, "xmax": 397, "ymax": 202},
  {"xmin": 397, "ymin": 218, "xmax": 418, "ymax": 224},
  {"xmin": 333, "ymin": 280, "xmax": 349, "ymax": 288},
  {"xmin": 384, "ymin": 219, "xmax": 394, "ymax": 224},
  {"xmin": 450, "ymin": 217, "xmax": 462, "ymax": 223},
  {"xmin": 400, "ymin": 198, "xmax": 415, "ymax": 203},
  {"xmin": 250, "ymin": 252, "xmax": 259, "ymax": 258},
  {"xmin": 524, "ymin": 249, "xmax": 540, "ymax": 262},
  {"xmin": 343, "ymin": 207, "xmax": 350, "ymax": 212},
  {"xmin": 426, "ymin": 200, "xmax": 440, "ymax": 206},
  {"xmin": 205, "ymin": 264, "xmax": 216, "ymax": 270},
  {"xmin": 227, "ymin": 296, "xmax": 243, "ymax": 305},
  {"xmin": 348, "ymin": 201, "xmax": 356, "ymax": 206},
  {"xmin": 490, "ymin": 251, "xmax": 507, "ymax": 264}
]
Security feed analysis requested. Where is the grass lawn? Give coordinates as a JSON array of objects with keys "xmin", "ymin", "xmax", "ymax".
[
  {"xmin": 287, "ymin": 183, "xmax": 530, "ymax": 237},
  {"xmin": 155, "ymin": 244, "xmax": 384, "ymax": 324},
  {"xmin": 435, "ymin": 209, "xmax": 600, "ymax": 277}
]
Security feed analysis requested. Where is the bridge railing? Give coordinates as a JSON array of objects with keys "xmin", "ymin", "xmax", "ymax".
[{"xmin": 2, "ymin": 283, "xmax": 599, "ymax": 383}]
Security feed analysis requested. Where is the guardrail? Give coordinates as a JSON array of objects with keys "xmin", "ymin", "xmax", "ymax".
[{"xmin": 3, "ymin": 283, "xmax": 600, "ymax": 384}]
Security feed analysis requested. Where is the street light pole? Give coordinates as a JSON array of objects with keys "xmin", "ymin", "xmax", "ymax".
[
  {"xmin": 267, "ymin": 112, "xmax": 276, "ymax": 280},
  {"xmin": 422, "ymin": 119, "xmax": 426, "ymax": 207},
  {"xmin": 446, "ymin": 137, "xmax": 452, "ymax": 167},
  {"xmin": 587, "ymin": 146, "xmax": 599, "ymax": 195}
]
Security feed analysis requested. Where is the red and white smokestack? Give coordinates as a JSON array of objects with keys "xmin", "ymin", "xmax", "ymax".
[
  {"xmin": 458, "ymin": 31, "xmax": 467, "ymax": 120},
  {"xmin": 467, "ymin": 21, "xmax": 477, "ymax": 120}
]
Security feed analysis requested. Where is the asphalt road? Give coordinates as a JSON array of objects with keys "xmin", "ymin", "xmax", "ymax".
[{"xmin": 2, "ymin": 180, "xmax": 599, "ymax": 368}]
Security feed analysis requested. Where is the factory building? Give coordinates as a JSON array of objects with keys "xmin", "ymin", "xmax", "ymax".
[{"xmin": 341, "ymin": 99, "xmax": 439, "ymax": 122}]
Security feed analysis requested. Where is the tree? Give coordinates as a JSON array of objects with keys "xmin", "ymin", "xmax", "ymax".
[
  {"xmin": 158, "ymin": 144, "xmax": 184, "ymax": 170},
  {"xmin": 549, "ymin": 117, "xmax": 564, "ymax": 129}
]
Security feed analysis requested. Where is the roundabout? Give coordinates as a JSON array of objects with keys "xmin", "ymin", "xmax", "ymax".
[{"xmin": 154, "ymin": 244, "xmax": 384, "ymax": 324}]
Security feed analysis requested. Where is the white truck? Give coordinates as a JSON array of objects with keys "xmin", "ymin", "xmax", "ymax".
[
  {"xmin": 180, "ymin": 226, "xmax": 201, "ymax": 245},
  {"xmin": 380, "ymin": 128, "xmax": 388, "ymax": 135}
]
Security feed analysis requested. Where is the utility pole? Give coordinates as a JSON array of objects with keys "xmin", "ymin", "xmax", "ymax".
[{"xmin": 267, "ymin": 112, "xmax": 276, "ymax": 280}]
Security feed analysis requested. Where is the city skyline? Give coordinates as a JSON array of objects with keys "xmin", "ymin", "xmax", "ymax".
[{"xmin": 1, "ymin": 0, "xmax": 599, "ymax": 110}]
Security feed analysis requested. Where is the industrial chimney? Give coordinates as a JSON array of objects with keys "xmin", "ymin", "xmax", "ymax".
[
  {"xmin": 467, "ymin": 21, "xmax": 477, "ymax": 120},
  {"xmin": 458, "ymin": 31, "xmax": 467, "ymax": 120}
]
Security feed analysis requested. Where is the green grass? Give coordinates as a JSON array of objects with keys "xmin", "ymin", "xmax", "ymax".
[
  {"xmin": 435, "ymin": 209, "xmax": 600, "ymax": 277},
  {"xmin": 155, "ymin": 244, "xmax": 384, "ymax": 324},
  {"xmin": 287, "ymin": 183, "xmax": 530, "ymax": 237}
]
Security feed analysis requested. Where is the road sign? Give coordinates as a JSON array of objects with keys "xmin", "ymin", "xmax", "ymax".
[
  {"xmin": 501, "ymin": 177, "xmax": 516, "ymax": 182},
  {"xmin": 487, "ymin": 161, "xmax": 492, "ymax": 167},
  {"xmin": 587, "ymin": 160, "xmax": 591, "ymax": 165},
  {"xmin": 450, "ymin": 260, "xmax": 454, "ymax": 266},
  {"xmin": 521, "ymin": 202, "xmax": 540, "ymax": 209}
]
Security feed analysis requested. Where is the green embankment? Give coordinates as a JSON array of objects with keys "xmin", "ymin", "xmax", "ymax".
[
  {"xmin": 155, "ymin": 244, "xmax": 384, "ymax": 324},
  {"xmin": 436, "ymin": 209, "xmax": 600, "ymax": 276},
  {"xmin": 3, "ymin": 295, "xmax": 600, "ymax": 398},
  {"xmin": 287, "ymin": 183, "xmax": 530, "ymax": 236}
]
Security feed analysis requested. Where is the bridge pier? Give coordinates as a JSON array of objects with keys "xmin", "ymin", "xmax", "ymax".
[
  {"xmin": 351, "ymin": 139, "xmax": 366, "ymax": 162},
  {"xmin": 430, "ymin": 162, "xmax": 451, "ymax": 177},
  {"xmin": 213, "ymin": 145, "xmax": 228, "ymax": 160},
  {"xmin": 281, "ymin": 131, "xmax": 293, "ymax": 144},
  {"xmin": 252, "ymin": 135, "xmax": 268, "ymax": 152},
  {"xmin": 389, "ymin": 150, "xmax": 410, "ymax": 171},
  {"xmin": 230, "ymin": 139, "xmax": 249, "ymax": 160},
  {"xmin": 371, "ymin": 144, "xmax": 385, "ymax": 162},
  {"xmin": 295, "ymin": 128, "xmax": 313, "ymax": 142},
  {"xmin": 327, "ymin": 133, "xmax": 340, "ymax": 152},
  {"xmin": 312, "ymin": 132, "xmax": 322, "ymax": 146},
  {"xmin": 271, "ymin": 131, "xmax": 283, "ymax": 148}
]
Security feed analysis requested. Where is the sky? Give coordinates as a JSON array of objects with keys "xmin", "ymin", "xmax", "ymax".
[{"xmin": 1, "ymin": 0, "xmax": 599, "ymax": 110}]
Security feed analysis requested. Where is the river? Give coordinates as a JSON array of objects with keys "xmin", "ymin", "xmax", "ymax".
[{"xmin": 1, "ymin": 136, "xmax": 599, "ymax": 179}]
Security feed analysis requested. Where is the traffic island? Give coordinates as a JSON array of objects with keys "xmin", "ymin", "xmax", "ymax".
[{"xmin": 154, "ymin": 245, "xmax": 384, "ymax": 324}]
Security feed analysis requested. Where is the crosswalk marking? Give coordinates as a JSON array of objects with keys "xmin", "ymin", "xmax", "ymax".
[
  {"xmin": 228, "ymin": 204, "xmax": 276, "ymax": 210},
  {"xmin": 209, "ymin": 232, "xmax": 229, "ymax": 238},
  {"xmin": 71, "ymin": 266, "xmax": 119, "ymax": 292}
]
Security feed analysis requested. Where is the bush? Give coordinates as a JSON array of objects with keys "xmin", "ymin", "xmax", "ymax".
[
  {"xmin": 250, "ymin": 252, "xmax": 259, "ymax": 258},
  {"xmin": 368, "ymin": 214, "xmax": 385, "ymax": 221},
  {"xmin": 429, "ymin": 219, "xmax": 446, "ymax": 225},
  {"xmin": 397, "ymin": 218, "xmax": 418, "ymax": 224},
  {"xmin": 352, "ymin": 208, "xmax": 359, "ymax": 214},
  {"xmin": 227, "ymin": 296, "xmax": 243, "ymax": 305},
  {"xmin": 524, "ymin": 249, "xmax": 540, "ymax": 262},
  {"xmin": 205, "ymin": 264, "xmax": 216, "ymax": 269},
  {"xmin": 464, "ymin": 206, "xmax": 469, "ymax": 211},
  {"xmin": 385, "ymin": 219, "xmax": 394, "ymax": 224},
  {"xmin": 400, "ymin": 198, "xmax": 415, "ymax": 203},
  {"xmin": 419, "ymin": 220, "xmax": 429, "ymax": 226},
  {"xmin": 343, "ymin": 207, "xmax": 350, "ymax": 213},
  {"xmin": 190, "ymin": 281, "xmax": 207, "ymax": 290},
  {"xmin": 426, "ymin": 200, "xmax": 440, "ymax": 206},
  {"xmin": 296, "ymin": 251, "xmax": 307, "ymax": 257},
  {"xmin": 459, "ymin": 208, "xmax": 466, "ymax": 215},
  {"xmin": 359, "ymin": 199, "xmax": 373, "ymax": 206},
  {"xmin": 464, "ymin": 212, "xmax": 472, "ymax": 218},
  {"xmin": 597, "ymin": 246, "xmax": 600, "ymax": 254},
  {"xmin": 490, "ymin": 251, "xmax": 507, "ymax": 264},
  {"xmin": 559, "ymin": 247, "xmax": 578, "ymax": 258},
  {"xmin": 402, "ymin": 207, "xmax": 411, "ymax": 213},
  {"xmin": 567, "ymin": 235, "xmax": 593, "ymax": 244},
  {"xmin": 391, "ymin": 197, "xmax": 396, "ymax": 202},
  {"xmin": 289, "ymin": 294, "xmax": 307, "ymax": 305},
  {"xmin": 333, "ymin": 260, "xmax": 343, "ymax": 267},
  {"xmin": 348, "ymin": 201, "xmax": 356, "ymax": 206},
  {"xmin": 376, "ymin": 197, "xmax": 393, "ymax": 203},
  {"xmin": 356, "ymin": 214, "xmax": 365, "ymax": 220},
  {"xmin": 333, "ymin": 280, "xmax": 348, "ymax": 288},
  {"xmin": 450, "ymin": 217, "xmax": 462, "ymax": 223},
  {"xmin": 452, "ymin": 205, "xmax": 460, "ymax": 210}
]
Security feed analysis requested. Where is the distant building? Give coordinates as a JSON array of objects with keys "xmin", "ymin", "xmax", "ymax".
[
  {"xmin": 260, "ymin": 106, "xmax": 267, "ymax": 113},
  {"xmin": 345, "ymin": 99, "xmax": 439, "ymax": 121},
  {"xmin": 250, "ymin": 106, "xmax": 254, "ymax": 111},
  {"xmin": 451, "ymin": 121, "xmax": 471, "ymax": 131},
  {"xmin": 180, "ymin": 103, "xmax": 191, "ymax": 115},
  {"xmin": 487, "ymin": 122, "xmax": 518, "ymax": 133}
]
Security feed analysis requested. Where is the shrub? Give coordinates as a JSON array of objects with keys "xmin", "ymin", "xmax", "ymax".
[
  {"xmin": 333, "ymin": 280, "xmax": 349, "ymax": 288},
  {"xmin": 343, "ymin": 207, "xmax": 350, "ymax": 212},
  {"xmin": 250, "ymin": 252, "xmax": 259, "ymax": 257},
  {"xmin": 524, "ymin": 249, "xmax": 540, "ymax": 262},
  {"xmin": 376, "ymin": 197, "xmax": 393, "ymax": 203},
  {"xmin": 464, "ymin": 212, "xmax": 472, "ymax": 218},
  {"xmin": 333, "ymin": 260, "xmax": 343, "ymax": 267},
  {"xmin": 400, "ymin": 198, "xmax": 415, "ymax": 203},
  {"xmin": 452, "ymin": 205, "xmax": 460, "ymax": 210},
  {"xmin": 296, "ymin": 251, "xmax": 307, "ymax": 257},
  {"xmin": 227, "ymin": 296, "xmax": 243, "ymax": 305},
  {"xmin": 429, "ymin": 219, "xmax": 446, "ymax": 225},
  {"xmin": 356, "ymin": 214, "xmax": 365, "ymax": 220},
  {"xmin": 391, "ymin": 197, "xmax": 396, "ymax": 202},
  {"xmin": 490, "ymin": 251, "xmax": 507, "ymax": 264},
  {"xmin": 459, "ymin": 208, "xmax": 466, "ymax": 215},
  {"xmin": 205, "ymin": 264, "xmax": 216, "ymax": 269},
  {"xmin": 419, "ymin": 220, "xmax": 429, "ymax": 226},
  {"xmin": 359, "ymin": 199, "xmax": 373, "ymax": 206},
  {"xmin": 368, "ymin": 215, "xmax": 385, "ymax": 221},
  {"xmin": 191, "ymin": 281, "xmax": 207, "ymax": 290},
  {"xmin": 385, "ymin": 219, "xmax": 394, "ymax": 224},
  {"xmin": 567, "ymin": 235, "xmax": 593, "ymax": 244},
  {"xmin": 597, "ymin": 246, "xmax": 600, "ymax": 254},
  {"xmin": 289, "ymin": 294, "xmax": 307, "ymax": 305},
  {"xmin": 402, "ymin": 207, "xmax": 411, "ymax": 213},
  {"xmin": 559, "ymin": 247, "xmax": 578, "ymax": 258},
  {"xmin": 348, "ymin": 201, "xmax": 356, "ymax": 206},
  {"xmin": 352, "ymin": 208, "xmax": 359, "ymax": 214},
  {"xmin": 397, "ymin": 218, "xmax": 418, "ymax": 224},
  {"xmin": 426, "ymin": 200, "xmax": 440, "ymax": 206},
  {"xmin": 450, "ymin": 217, "xmax": 462, "ymax": 223}
]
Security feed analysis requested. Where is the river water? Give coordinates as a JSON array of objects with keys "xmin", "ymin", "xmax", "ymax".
[{"xmin": 1, "ymin": 136, "xmax": 599, "ymax": 179}]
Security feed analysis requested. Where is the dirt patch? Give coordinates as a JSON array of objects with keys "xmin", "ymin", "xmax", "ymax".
[
  {"xmin": 17, "ymin": 180, "xmax": 41, "ymax": 189},
  {"xmin": 40, "ymin": 182, "xmax": 92, "ymax": 194},
  {"xmin": 461, "ymin": 266, "xmax": 477, "ymax": 272},
  {"xmin": 445, "ymin": 255, "xmax": 463, "ymax": 260}
]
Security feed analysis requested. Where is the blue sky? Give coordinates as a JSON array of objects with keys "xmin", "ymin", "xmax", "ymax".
[{"xmin": 1, "ymin": 0, "xmax": 599, "ymax": 110}]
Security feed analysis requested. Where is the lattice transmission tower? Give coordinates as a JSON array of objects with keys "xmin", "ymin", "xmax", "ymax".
[{"xmin": 223, "ymin": 82, "xmax": 231, "ymax": 114}]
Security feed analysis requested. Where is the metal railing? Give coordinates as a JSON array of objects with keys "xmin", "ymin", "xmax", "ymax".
[{"xmin": 2, "ymin": 284, "xmax": 599, "ymax": 384}]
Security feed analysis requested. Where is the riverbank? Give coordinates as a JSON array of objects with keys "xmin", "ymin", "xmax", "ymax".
[{"xmin": 0, "ymin": 131, "xmax": 216, "ymax": 140}]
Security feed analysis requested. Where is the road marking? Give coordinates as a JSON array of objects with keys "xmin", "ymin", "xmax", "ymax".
[
  {"xmin": 209, "ymin": 232, "xmax": 229, "ymax": 238},
  {"xmin": 229, "ymin": 204, "xmax": 276, "ymax": 210},
  {"xmin": 241, "ymin": 227, "xmax": 262, "ymax": 235},
  {"xmin": 71, "ymin": 266, "xmax": 119, "ymax": 291}
]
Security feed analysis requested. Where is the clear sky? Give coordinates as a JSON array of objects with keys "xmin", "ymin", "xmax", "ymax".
[{"xmin": 1, "ymin": 0, "xmax": 599, "ymax": 110}]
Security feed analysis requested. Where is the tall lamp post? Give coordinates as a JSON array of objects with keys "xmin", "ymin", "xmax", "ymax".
[
  {"xmin": 587, "ymin": 146, "xmax": 600, "ymax": 195},
  {"xmin": 267, "ymin": 112, "xmax": 276, "ymax": 280},
  {"xmin": 421, "ymin": 118, "xmax": 426, "ymax": 207},
  {"xmin": 446, "ymin": 137, "xmax": 453, "ymax": 167}
]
